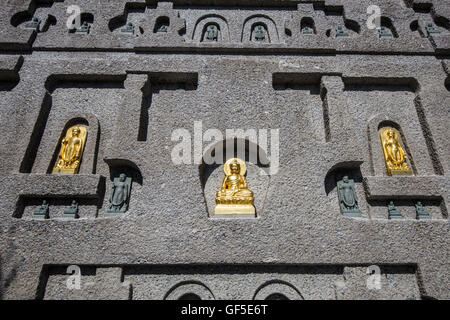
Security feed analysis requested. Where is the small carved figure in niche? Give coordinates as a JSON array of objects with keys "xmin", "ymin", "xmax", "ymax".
[
  {"xmin": 378, "ymin": 27, "xmax": 393, "ymax": 38},
  {"xmin": 335, "ymin": 26, "xmax": 349, "ymax": 38},
  {"xmin": 106, "ymin": 173, "xmax": 132, "ymax": 216},
  {"xmin": 425, "ymin": 23, "xmax": 440, "ymax": 35},
  {"xmin": 121, "ymin": 22, "xmax": 134, "ymax": 35},
  {"xmin": 253, "ymin": 25, "xmax": 266, "ymax": 42},
  {"xmin": 155, "ymin": 19, "xmax": 169, "ymax": 33},
  {"xmin": 337, "ymin": 176, "xmax": 361, "ymax": 217},
  {"xmin": 75, "ymin": 21, "xmax": 90, "ymax": 35},
  {"xmin": 204, "ymin": 24, "xmax": 218, "ymax": 42},
  {"xmin": 63, "ymin": 200, "xmax": 79, "ymax": 218},
  {"xmin": 379, "ymin": 128, "xmax": 412, "ymax": 176},
  {"xmin": 33, "ymin": 200, "xmax": 49, "ymax": 219},
  {"xmin": 388, "ymin": 201, "xmax": 403, "ymax": 219},
  {"xmin": 215, "ymin": 158, "xmax": 255, "ymax": 215},
  {"xmin": 53, "ymin": 126, "xmax": 87, "ymax": 174},
  {"xmin": 24, "ymin": 17, "xmax": 41, "ymax": 31},
  {"xmin": 415, "ymin": 201, "xmax": 431, "ymax": 219},
  {"xmin": 302, "ymin": 26, "xmax": 314, "ymax": 35}
]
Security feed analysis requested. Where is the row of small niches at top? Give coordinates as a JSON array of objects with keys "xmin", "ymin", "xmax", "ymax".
[{"xmin": 23, "ymin": 15, "xmax": 444, "ymax": 41}]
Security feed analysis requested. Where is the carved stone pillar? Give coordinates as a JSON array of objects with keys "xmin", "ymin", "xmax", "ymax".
[{"xmin": 108, "ymin": 73, "xmax": 149, "ymax": 157}]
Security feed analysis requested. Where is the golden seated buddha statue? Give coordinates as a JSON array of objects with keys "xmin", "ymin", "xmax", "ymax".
[{"xmin": 215, "ymin": 158, "xmax": 255, "ymax": 215}]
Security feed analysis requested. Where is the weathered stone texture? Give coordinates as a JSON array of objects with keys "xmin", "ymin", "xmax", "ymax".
[{"xmin": 0, "ymin": 0, "xmax": 448, "ymax": 300}]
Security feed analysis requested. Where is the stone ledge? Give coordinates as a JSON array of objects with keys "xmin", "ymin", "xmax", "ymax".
[
  {"xmin": 0, "ymin": 55, "xmax": 23, "ymax": 72},
  {"xmin": 0, "ymin": 29, "xmax": 35, "ymax": 51},
  {"xmin": 11, "ymin": 173, "xmax": 104, "ymax": 198},
  {"xmin": 363, "ymin": 176, "xmax": 447, "ymax": 200},
  {"xmin": 30, "ymin": 41, "xmax": 437, "ymax": 55},
  {"xmin": 430, "ymin": 34, "xmax": 450, "ymax": 54}
]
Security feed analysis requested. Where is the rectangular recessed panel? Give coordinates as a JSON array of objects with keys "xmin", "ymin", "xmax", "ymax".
[{"xmin": 40, "ymin": 264, "xmax": 421, "ymax": 300}]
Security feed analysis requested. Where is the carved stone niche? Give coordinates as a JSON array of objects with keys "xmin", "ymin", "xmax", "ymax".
[
  {"xmin": 68, "ymin": 13, "xmax": 94, "ymax": 34},
  {"xmin": 324, "ymin": 163, "xmax": 367, "ymax": 219},
  {"xmin": 367, "ymin": 116, "xmax": 416, "ymax": 177},
  {"xmin": 242, "ymin": 15, "xmax": 280, "ymax": 44},
  {"xmin": 199, "ymin": 138, "xmax": 271, "ymax": 218},
  {"xmin": 153, "ymin": 16, "xmax": 170, "ymax": 33},
  {"xmin": 301, "ymin": 17, "xmax": 316, "ymax": 35},
  {"xmin": 10, "ymin": 2, "xmax": 58, "ymax": 34},
  {"xmin": 146, "ymin": 2, "xmax": 186, "ymax": 41},
  {"xmin": 108, "ymin": 1, "xmax": 186, "ymax": 41},
  {"xmin": 103, "ymin": 158, "xmax": 143, "ymax": 217},
  {"xmin": 327, "ymin": 19, "xmax": 360, "ymax": 38},
  {"xmin": 191, "ymin": 15, "xmax": 230, "ymax": 43},
  {"xmin": 164, "ymin": 282, "xmax": 215, "ymax": 300},
  {"xmin": 253, "ymin": 281, "xmax": 304, "ymax": 300},
  {"xmin": 47, "ymin": 113, "xmax": 100, "ymax": 175}
]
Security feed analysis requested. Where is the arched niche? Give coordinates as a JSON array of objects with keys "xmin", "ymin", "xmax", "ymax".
[
  {"xmin": 202, "ymin": 22, "xmax": 220, "ymax": 42},
  {"xmin": 380, "ymin": 16, "xmax": 398, "ymax": 38},
  {"xmin": 265, "ymin": 293, "xmax": 289, "ymax": 300},
  {"xmin": 241, "ymin": 15, "xmax": 279, "ymax": 43},
  {"xmin": 324, "ymin": 161, "xmax": 368, "ymax": 218},
  {"xmin": 104, "ymin": 158, "xmax": 143, "ymax": 185},
  {"xmin": 178, "ymin": 293, "xmax": 202, "ymax": 300},
  {"xmin": 68, "ymin": 12, "xmax": 94, "ymax": 34},
  {"xmin": 324, "ymin": 162, "xmax": 364, "ymax": 197},
  {"xmin": 251, "ymin": 22, "xmax": 270, "ymax": 43},
  {"xmin": 11, "ymin": 10, "xmax": 57, "ymax": 33},
  {"xmin": 253, "ymin": 281, "xmax": 303, "ymax": 300},
  {"xmin": 367, "ymin": 115, "xmax": 416, "ymax": 176},
  {"xmin": 300, "ymin": 17, "xmax": 316, "ymax": 34},
  {"xmin": 47, "ymin": 113, "xmax": 100, "ymax": 175},
  {"xmin": 103, "ymin": 158, "xmax": 143, "ymax": 217},
  {"xmin": 326, "ymin": 18, "xmax": 360, "ymax": 38},
  {"xmin": 10, "ymin": 0, "xmax": 56, "ymax": 30},
  {"xmin": 154, "ymin": 16, "xmax": 170, "ymax": 33},
  {"xmin": 199, "ymin": 138, "xmax": 271, "ymax": 217},
  {"xmin": 192, "ymin": 15, "xmax": 230, "ymax": 43},
  {"xmin": 164, "ymin": 281, "xmax": 215, "ymax": 300}
]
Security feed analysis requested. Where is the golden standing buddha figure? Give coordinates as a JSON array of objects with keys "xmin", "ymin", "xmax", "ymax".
[
  {"xmin": 52, "ymin": 126, "xmax": 87, "ymax": 174},
  {"xmin": 379, "ymin": 128, "xmax": 412, "ymax": 176},
  {"xmin": 215, "ymin": 158, "xmax": 255, "ymax": 215}
]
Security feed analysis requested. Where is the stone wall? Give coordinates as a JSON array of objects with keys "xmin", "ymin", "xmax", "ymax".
[{"xmin": 0, "ymin": 0, "xmax": 448, "ymax": 300}]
